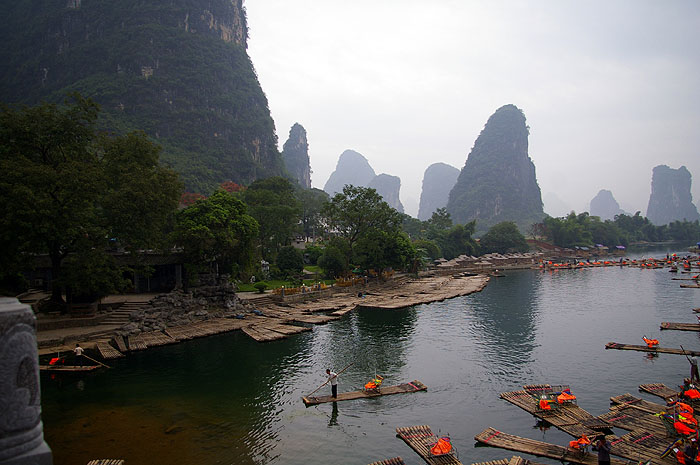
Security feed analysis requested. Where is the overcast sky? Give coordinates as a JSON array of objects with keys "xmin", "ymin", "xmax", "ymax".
[{"xmin": 245, "ymin": 0, "xmax": 700, "ymax": 218}]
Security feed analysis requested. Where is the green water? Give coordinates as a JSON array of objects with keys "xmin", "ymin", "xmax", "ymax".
[{"xmin": 41, "ymin": 249, "xmax": 700, "ymax": 464}]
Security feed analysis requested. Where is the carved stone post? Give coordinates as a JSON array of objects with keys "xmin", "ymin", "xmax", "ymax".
[{"xmin": 0, "ymin": 298, "xmax": 52, "ymax": 465}]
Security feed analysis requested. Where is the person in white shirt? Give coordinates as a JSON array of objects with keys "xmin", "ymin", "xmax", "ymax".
[
  {"xmin": 326, "ymin": 369, "xmax": 338, "ymax": 398},
  {"xmin": 74, "ymin": 343, "xmax": 84, "ymax": 367}
]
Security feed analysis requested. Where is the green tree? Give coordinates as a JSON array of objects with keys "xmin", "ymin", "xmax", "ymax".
[
  {"xmin": 437, "ymin": 222, "xmax": 479, "ymax": 259},
  {"xmin": 173, "ymin": 190, "xmax": 259, "ymax": 283},
  {"xmin": 242, "ymin": 177, "xmax": 301, "ymax": 260},
  {"xmin": 318, "ymin": 245, "xmax": 348, "ymax": 278},
  {"xmin": 321, "ymin": 185, "xmax": 403, "ymax": 259},
  {"xmin": 479, "ymin": 221, "xmax": 529, "ymax": 254},
  {"xmin": 297, "ymin": 187, "xmax": 329, "ymax": 240},
  {"xmin": 276, "ymin": 245, "xmax": 304, "ymax": 276},
  {"xmin": 0, "ymin": 96, "xmax": 181, "ymax": 304}
]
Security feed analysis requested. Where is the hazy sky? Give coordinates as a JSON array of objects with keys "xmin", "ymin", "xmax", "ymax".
[{"xmin": 245, "ymin": 1, "xmax": 700, "ymax": 218}]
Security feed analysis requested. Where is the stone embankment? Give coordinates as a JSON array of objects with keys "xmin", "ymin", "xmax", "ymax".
[{"xmin": 37, "ymin": 272, "xmax": 490, "ymax": 357}]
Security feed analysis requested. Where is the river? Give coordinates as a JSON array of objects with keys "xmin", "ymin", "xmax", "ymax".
[{"xmin": 41, "ymin": 247, "xmax": 700, "ymax": 465}]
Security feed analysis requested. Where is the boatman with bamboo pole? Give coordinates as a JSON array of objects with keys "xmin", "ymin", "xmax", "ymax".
[{"xmin": 326, "ymin": 369, "xmax": 338, "ymax": 398}]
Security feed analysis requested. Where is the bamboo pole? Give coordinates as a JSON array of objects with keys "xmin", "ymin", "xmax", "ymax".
[
  {"xmin": 306, "ymin": 362, "xmax": 354, "ymax": 397},
  {"xmin": 83, "ymin": 353, "xmax": 111, "ymax": 369}
]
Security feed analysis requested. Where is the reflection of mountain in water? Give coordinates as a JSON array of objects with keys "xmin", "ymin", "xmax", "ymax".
[
  {"xmin": 466, "ymin": 272, "xmax": 540, "ymax": 371},
  {"xmin": 325, "ymin": 307, "xmax": 418, "ymax": 377}
]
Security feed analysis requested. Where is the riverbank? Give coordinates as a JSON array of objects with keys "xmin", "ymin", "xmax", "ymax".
[{"xmin": 36, "ymin": 272, "xmax": 490, "ymax": 357}]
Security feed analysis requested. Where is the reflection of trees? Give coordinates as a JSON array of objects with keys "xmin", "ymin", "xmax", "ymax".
[
  {"xmin": 322, "ymin": 306, "xmax": 418, "ymax": 383},
  {"xmin": 468, "ymin": 271, "xmax": 539, "ymax": 369}
]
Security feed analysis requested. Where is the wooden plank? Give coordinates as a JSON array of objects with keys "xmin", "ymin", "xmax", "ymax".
[
  {"xmin": 396, "ymin": 425, "xmax": 463, "ymax": 465},
  {"xmin": 474, "ymin": 428, "xmax": 629, "ymax": 465},
  {"xmin": 639, "ymin": 383, "xmax": 678, "ymax": 400},
  {"xmin": 303, "ymin": 380, "xmax": 427, "ymax": 406},
  {"xmin": 605, "ymin": 341, "xmax": 700, "ymax": 356},
  {"xmin": 40, "ymin": 365, "xmax": 101, "ymax": 372},
  {"xmin": 367, "ymin": 458, "xmax": 406, "ymax": 465},
  {"xmin": 499, "ymin": 390, "xmax": 607, "ymax": 438},
  {"xmin": 96, "ymin": 341, "xmax": 124, "ymax": 359},
  {"xmin": 660, "ymin": 322, "xmax": 700, "ymax": 331},
  {"xmin": 609, "ymin": 393, "xmax": 666, "ymax": 414}
]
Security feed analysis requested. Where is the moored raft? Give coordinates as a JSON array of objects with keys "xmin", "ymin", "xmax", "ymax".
[
  {"xmin": 396, "ymin": 425, "xmax": 462, "ymax": 465},
  {"xmin": 639, "ymin": 382, "xmax": 678, "ymax": 400},
  {"xmin": 96, "ymin": 341, "xmax": 124, "ymax": 359},
  {"xmin": 596, "ymin": 405, "xmax": 666, "ymax": 433},
  {"xmin": 609, "ymin": 393, "xmax": 666, "ymax": 414},
  {"xmin": 499, "ymin": 390, "xmax": 608, "ymax": 438},
  {"xmin": 470, "ymin": 456, "xmax": 548, "ymax": 465},
  {"xmin": 367, "ymin": 458, "xmax": 406, "ymax": 465},
  {"xmin": 303, "ymin": 380, "xmax": 427, "ymax": 406},
  {"xmin": 473, "ymin": 428, "xmax": 628, "ymax": 465},
  {"xmin": 605, "ymin": 341, "xmax": 700, "ymax": 356},
  {"xmin": 40, "ymin": 364, "xmax": 101, "ymax": 372},
  {"xmin": 660, "ymin": 322, "xmax": 700, "ymax": 331}
]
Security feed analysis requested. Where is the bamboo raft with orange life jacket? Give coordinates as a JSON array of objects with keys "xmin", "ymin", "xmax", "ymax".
[
  {"xmin": 395, "ymin": 425, "xmax": 462, "ymax": 465},
  {"xmin": 605, "ymin": 342, "xmax": 700, "ymax": 356},
  {"xmin": 474, "ymin": 428, "xmax": 632, "ymax": 465},
  {"xmin": 366, "ymin": 458, "xmax": 406, "ymax": 465},
  {"xmin": 500, "ymin": 386, "xmax": 610, "ymax": 438},
  {"xmin": 39, "ymin": 364, "xmax": 101, "ymax": 372},
  {"xmin": 302, "ymin": 380, "xmax": 427, "ymax": 406}
]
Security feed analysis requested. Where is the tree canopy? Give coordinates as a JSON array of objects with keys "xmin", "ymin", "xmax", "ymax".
[
  {"xmin": 173, "ymin": 190, "xmax": 258, "ymax": 282},
  {"xmin": 0, "ymin": 95, "xmax": 182, "ymax": 303},
  {"xmin": 479, "ymin": 221, "xmax": 529, "ymax": 254}
]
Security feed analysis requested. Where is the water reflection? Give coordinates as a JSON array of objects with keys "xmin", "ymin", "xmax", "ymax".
[{"xmin": 467, "ymin": 272, "xmax": 540, "ymax": 372}]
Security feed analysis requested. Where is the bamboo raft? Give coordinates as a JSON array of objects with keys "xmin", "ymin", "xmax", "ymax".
[
  {"xmin": 609, "ymin": 393, "xmax": 666, "ymax": 414},
  {"xmin": 242, "ymin": 325, "xmax": 287, "ymax": 342},
  {"xmin": 368, "ymin": 458, "xmax": 406, "ymax": 465},
  {"xmin": 396, "ymin": 425, "xmax": 463, "ymax": 465},
  {"xmin": 111, "ymin": 335, "xmax": 127, "ymax": 353},
  {"xmin": 660, "ymin": 322, "xmax": 700, "ymax": 331},
  {"xmin": 127, "ymin": 335, "xmax": 147, "ymax": 351},
  {"xmin": 596, "ymin": 405, "xmax": 666, "ymax": 433},
  {"xmin": 499, "ymin": 390, "xmax": 608, "ymax": 437},
  {"xmin": 303, "ymin": 380, "xmax": 427, "ymax": 406},
  {"xmin": 139, "ymin": 330, "xmax": 177, "ymax": 347},
  {"xmin": 680, "ymin": 284, "xmax": 700, "ymax": 288},
  {"xmin": 470, "ymin": 457, "xmax": 548, "ymax": 465},
  {"xmin": 87, "ymin": 460, "xmax": 125, "ymax": 465},
  {"xmin": 605, "ymin": 341, "xmax": 700, "ymax": 356},
  {"xmin": 96, "ymin": 341, "xmax": 124, "ymax": 359},
  {"xmin": 639, "ymin": 383, "xmax": 678, "ymax": 400},
  {"xmin": 610, "ymin": 430, "xmax": 678, "ymax": 465},
  {"xmin": 473, "ymin": 428, "xmax": 627, "ymax": 465},
  {"xmin": 40, "ymin": 365, "xmax": 101, "ymax": 372}
]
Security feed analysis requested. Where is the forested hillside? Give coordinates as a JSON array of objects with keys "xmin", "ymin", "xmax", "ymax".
[{"xmin": 0, "ymin": 0, "xmax": 284, "ymax": 193}]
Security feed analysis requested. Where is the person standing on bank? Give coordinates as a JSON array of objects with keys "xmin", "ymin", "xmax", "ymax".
[
  {"xmin": 326, "ymin": 369, "xmax": 338, "ymax": 398},
  {"xmin": 74, "ymin": 343, "xmax": 84, "ymax": 367}
]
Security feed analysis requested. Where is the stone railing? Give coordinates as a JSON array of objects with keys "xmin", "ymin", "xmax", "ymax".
[{"xmin": 0, "ymin": 297, "xmax": 53, "ymax": 464}]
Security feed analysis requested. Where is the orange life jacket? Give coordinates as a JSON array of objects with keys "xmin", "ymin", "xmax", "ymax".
[
  {"xmin": 643, "ymin": 337, "xmax": 659, "ymax": 348},
  {"xmin": 558, "ymin": 392, "xmax": 577, "ymax": 403},
  {"xmin": 431, "ymin": 437, "xmax": 452, "ymax": 455},
  {"xmin": 365, "ymin": 381, "xmax": 378, "ymax": 389},
  {"xmin": 539, "ymin": 399, "xmax": 551, "ymax": 410},
  {"xmin": 674, "ymin": 421, "xmax": 697, "ymax": 435},
  {"xmin": 677, "ymin": 448, "xmax": 687, "ymax": 464},
  {"xmin": 684, "ymin": 389, "xmax": 700, "ymax": 400}
]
